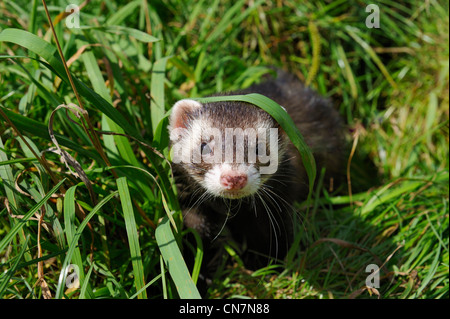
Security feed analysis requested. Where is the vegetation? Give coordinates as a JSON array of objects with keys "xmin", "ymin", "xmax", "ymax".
[{"xmin": 0, "ymin": 0, "xmax": 448, "ymax": 299}]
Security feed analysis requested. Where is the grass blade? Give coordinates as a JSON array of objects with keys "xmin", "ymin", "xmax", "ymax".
[
  {"xmin": 0, "ymin": 28, "xmax": 141, "ymax": 140},
  {"xmin": 79, "ymin": 263, "xmax": 95, "ymax": 299},
  {"xmin": 151, "ymin": 56, "xmax": 171, "ymax": 134},
  {"xmin": 117, "ymin": 177, "xmax": 147, "ymax": 299},
  {"xmin": 361, "ymin": 179, "xmax": 425, "ymax": 215},
  {"xmin": 305, "ymin": 20, "xmax": 321, "ymax": 86},
  {"xmin": 55, "ymin": 190, "xmax": 118, "ymax": 298},
  {"xmin": 345, "ymin": 26, "xmax": 397, "ymax": 89},
  {"xmin": 0, "ymin": 178, "xmax": 66, "ymax": 254},
  {"xmin": 106, "ymin": 0, "xmax": 141, "ymax": 26},
  {"xmin": 80, "ymin": 26, "xmax": 159, "ymax": 43},
  {"xmin": 0, "ymin": 235, "xmax": 30, "ymax": 298},
  {"xmin": 0, "ymin": 136, "xmax": 19, "ymax": 211},
  {"xmin": 155, "ymin": 216, "xmax": 201, "ymax": 299},
  {"xmin": 184, "ymin": 229, "xmax": 203, "ymax": 285},
  {"xmin": 63, "ymin": 185, "xmax": 94, "ymax": 298},
  {"xmin": 0, "ymin": 106, "xmax": 102, "ymax": 163}
]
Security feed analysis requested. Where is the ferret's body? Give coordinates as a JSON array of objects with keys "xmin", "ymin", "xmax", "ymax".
[{"xmin": 169, "ymin": 70, "xmax": 344, "ymax": 271}]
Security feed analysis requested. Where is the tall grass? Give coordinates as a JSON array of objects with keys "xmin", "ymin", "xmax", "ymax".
[{"xmin": 0, "ymin": 0, "xmax": 448, "ymax": 299}]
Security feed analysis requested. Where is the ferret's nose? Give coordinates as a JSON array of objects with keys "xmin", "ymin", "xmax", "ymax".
[{"xmin": 220, "ymin": 172, "xmax": 248, "ymax": 190}]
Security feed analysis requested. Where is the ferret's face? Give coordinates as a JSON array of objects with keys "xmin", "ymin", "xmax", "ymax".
[{"xmin": 169, "ymin": 99, "xmax": 286, "ymax": 199}]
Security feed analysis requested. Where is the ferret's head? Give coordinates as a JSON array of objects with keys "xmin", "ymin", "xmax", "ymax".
[{"xmin": 168, "ymin": 99, "xmax": 287, "ymax": 199}]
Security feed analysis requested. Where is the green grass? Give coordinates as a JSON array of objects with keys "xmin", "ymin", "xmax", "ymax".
[{"xmin": 0, "ymin": 0, "xmax": 448, "ymax": 299}]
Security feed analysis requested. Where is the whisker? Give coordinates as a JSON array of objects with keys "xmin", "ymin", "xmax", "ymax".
[
  {"xmin": 212, "ymin": 206, "xmax": 230, "ymax": 242},
  {"xmin": 259, "ymin": 187, "xmax": 295, "ymax": 259},
  {"xmin": 256, "ymin": 191, "xmax": 279, "ymax": 261}
]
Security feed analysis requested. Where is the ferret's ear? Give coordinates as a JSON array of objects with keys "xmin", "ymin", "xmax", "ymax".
[{"xmin": 169, "ymin": 99, "xmax": 203, "ymax": 129}]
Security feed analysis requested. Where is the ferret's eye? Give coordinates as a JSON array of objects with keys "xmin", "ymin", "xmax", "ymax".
[{"xmin": 201, "ymin": 142, "xmax": 212, "ymax": 155}]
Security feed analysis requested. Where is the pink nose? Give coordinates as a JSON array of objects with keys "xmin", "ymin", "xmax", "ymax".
[{"xmin": 220, "ymin": 172, "xmax": 248, "ymax": 190}]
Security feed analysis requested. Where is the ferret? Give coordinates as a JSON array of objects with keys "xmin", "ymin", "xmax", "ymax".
[{"xmin": 168, "ymin": 70, "xmax": 344, "ymax": 274}]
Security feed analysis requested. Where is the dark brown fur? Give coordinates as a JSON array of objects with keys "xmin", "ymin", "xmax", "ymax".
[{"xmin": 171, "ymin": 70, "xmax": 345, "ymax": 276}]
